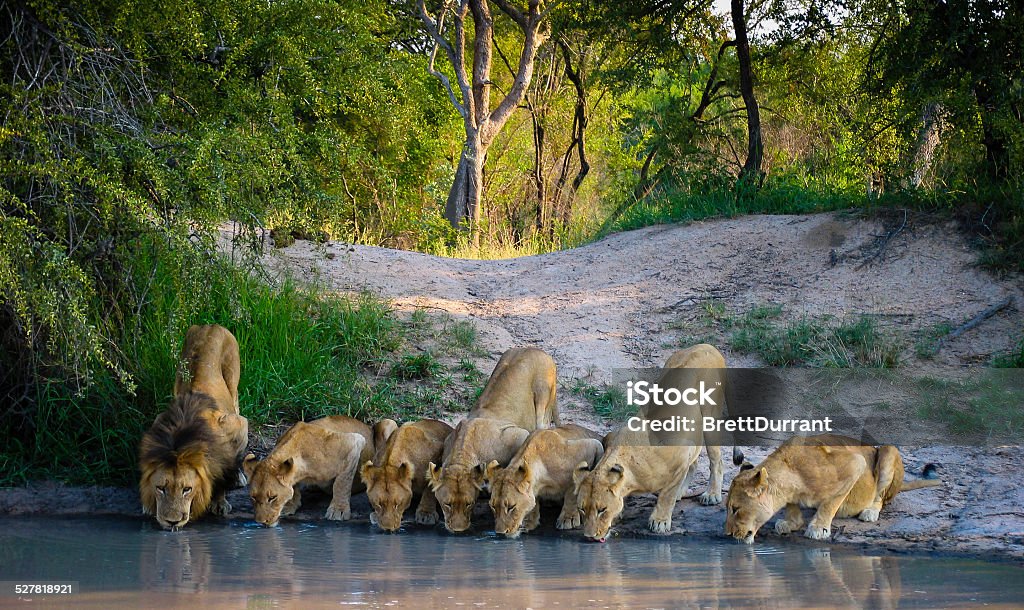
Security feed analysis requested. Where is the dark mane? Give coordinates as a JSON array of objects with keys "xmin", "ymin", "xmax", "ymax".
[{"xmin": 139, "ymin": 392, "xmax": 218, "ymax": 469}]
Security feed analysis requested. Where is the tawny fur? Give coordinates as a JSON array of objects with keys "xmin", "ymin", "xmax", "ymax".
[
  {"xmin": 574, "ymin": 344, "xmax": 728, "ymax": 541},
  {"xmin": 139, "ymin": 324, "xmax": 248, "ymax": 531},
  {"xmin": 427, "ymin": 347, "xmax": 560, "ymax": 533},
  {"xmin": 243, "ymin": 416, "xmax": 374, "ymax": 526},
  {"xmin": 725, "ymin": 434, "xmax": 941, "ymax": 544},
  {"xmin": 485, "ymin": 424, "xmax": 604, "ymax": 537},
  {"xmin": 361, "ymin": 419, "xmax": 454, "ymax": 531}
]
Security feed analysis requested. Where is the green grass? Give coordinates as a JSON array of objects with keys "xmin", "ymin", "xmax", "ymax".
[
  {"xmin": 0, "ymin": 241, "xmax": 482, "ymax": 487},
  {"xmin": 992, "ymin": 337, "xmax": 1024, "ymax": 368},
  {"xmin": 568, "ymin": 378, "xmax": 631, "ymax": 421},
  {"xmin": 687, "ymin": 302, "xmax": 902, "ymax": 368},
  {"xmin": 915, "ymin": 372, "xmax": 1024, "ymax": 441},
  {"xmin": 391, "ymin": 352, "xmax": 443, "ymax": 380}
]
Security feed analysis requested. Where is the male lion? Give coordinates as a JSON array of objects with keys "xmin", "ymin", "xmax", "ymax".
[
  {"xmin": 427, "ymin": 347, "xmax": 559, "ymax": 533},
  {"xmin": 242, "ymin": 416, "xmax": 380, "ymax": 526},
  {"xmin": 725, "ymin": 434, "xmax": 941, "ymax": 544},
  {"xmin": 139, "ymin": 324, "xmax": 249, "ymax": 531},
  {"xmin": 361, "ymin": 418, "xmax": 454, "ymax": 532},
  {"xmin": 485, "ymin": 424, "xmax": 604, "ymax": 537},
  {"xmin": 573, "ymin": 344, "xmax": 727, "ymax": 542}
]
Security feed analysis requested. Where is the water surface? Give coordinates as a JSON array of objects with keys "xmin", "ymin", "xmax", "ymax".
[{"xmin": 0, "ymin": 516, "xmax": 1021, "ymax": 608}]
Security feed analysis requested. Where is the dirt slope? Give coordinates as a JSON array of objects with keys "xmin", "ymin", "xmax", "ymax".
[{"xmin": 259, "ymin": 211, "xmax": 1023, "ymax": 558}]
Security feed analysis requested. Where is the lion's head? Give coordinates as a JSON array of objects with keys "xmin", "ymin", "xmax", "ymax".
[
  {"xmin": 485, "ymin": 460, "xmax": 535, "ymax": 538},
  {"xmin": 725, "ymin": 464, "xmax": 775, "ymax": 544},
  {"xmin": 361, "ymin": 460, "xmax": 415, "ymax": 532},
  {"xmin": 242, "ymin": 454, "xmax": 296, "ymax": 527},
  {"xmin": 427, "ymin": 462, "xmax": 484, "ymax": 533},
  {"xmin": 139, "ymin": 395, "xmax": 220, "ymax": 531},
  {"xmin": 573, "ymin": 461, "xmax": 626, "ymax": 543}
]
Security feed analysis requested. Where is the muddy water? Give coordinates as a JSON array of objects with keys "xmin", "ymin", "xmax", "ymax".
[{"xmin": 0, "ymin": 516, "xmax": 1021, "ymax": 609}]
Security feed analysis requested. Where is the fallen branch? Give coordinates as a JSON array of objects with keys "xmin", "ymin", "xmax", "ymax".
[
  {"xmin": 856, "ymin": 209, "xmax": 908, "ymax": 270},
  {"xmin": 940, "ymin": 297, "xmax": 1014, "ymax": 345}
]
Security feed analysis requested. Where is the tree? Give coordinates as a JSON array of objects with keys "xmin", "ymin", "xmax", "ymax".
[
  {"xmin": 731, "ymin": 0, "xmax": 763, "ymax": 184},
  {"xmin": 418, "ymin": 0, "xmax": 554, "ymax": 239},
  {"xmin": 864, "ymin": 0, "xmax": 1024, "ymax": 181}
]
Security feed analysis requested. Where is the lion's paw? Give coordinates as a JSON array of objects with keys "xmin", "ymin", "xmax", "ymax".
[
  {"xmin": 648, "ymin": 516, "xmax": 672, "ymax": 534},
  {"xmin": 415, "ymin": 510, "xmax": 437, "ymax": 525},
  {"xmin": 698, "ymin": 491, "xmax": 722, "ymax": 506},
  {"xmin": 858, "ymin": 508, "xmax": 880, "ymax": 522},
  {"xmin": 775, "ymin": 519, "xmax": 800, "ymax": 535},
  {"xmin": 556, "ymin": 511, "xmax": 582, "ymax": 530},
  {"xmin": 325, "ymin": 505, "xmax": 352, "ymax": 521},
  {"xmin": 804, "ymin": 525, "xmax": 831, "ymax": 540},
  {"xmin": 210, "ymin": 498, "xmax": 231, "ymax": 516}
]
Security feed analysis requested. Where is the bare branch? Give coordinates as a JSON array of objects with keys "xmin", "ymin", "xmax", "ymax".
[{"xmin": 417, "ymin": 0, "xmax": 471, "ymax": 118}]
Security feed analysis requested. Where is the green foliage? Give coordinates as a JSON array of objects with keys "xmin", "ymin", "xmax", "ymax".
[
  {"xmin": 391, "ymin": 353, "xmax": 443, "ymax": 380},
  {"xmin": 915, "ymin": 371, "xmax": 1024, "ymax": 440},
  {"xmin": 992, "ymin": 338, "xmax": 1024, "ymax": 368},
  {"xmin": 568, "ymin": 378, "xmax": 630, "ymax": 421},
  {"xmin": 0, "ymin": 239, "xmax": 405, "ymax": 486}
]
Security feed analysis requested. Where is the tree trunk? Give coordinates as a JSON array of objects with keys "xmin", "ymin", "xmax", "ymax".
[
  {"xmin": 446, "ymin": 139, "xmax": 486, "ymax": 233},
  {"xmin": 731, "ymin": 0, "xmax": 763, "ymax": 185},
  {"xmin": 419, "ymin": 0, "xmax": 548, "ymax": 242}
]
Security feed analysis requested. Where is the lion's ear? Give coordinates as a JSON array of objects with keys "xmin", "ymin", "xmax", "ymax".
[
  {"xmin": 484, "ymin": 460, "xmax": 501, "ymax": 483},
  {"xmin": 397, "ymin": 461, "xmax": 413, "ymax": 480},
  {"xmin": 572, "ymin": 461, "xmax": 591, "ymax": 491},
  {"xmin": 360, "ymin": 460, "xmax": 376, "ymax": 486},
  {"xmin": 242, "ymin": 453, "xmax": 258, "ymax": 480},
  {"xmin": 755, "ymin": 467, "xmax": 768, "ymax": 486},
  {"xmin": 279, "ymin": 457, "xmax": 294, "ymax": 476},
  {"xmin": 471, "ymin": 463, "xmax": 486, "ymax": 490},
  {"xmin": 427, "ymin": 462, "xmax": 442, "ymax": 490}
]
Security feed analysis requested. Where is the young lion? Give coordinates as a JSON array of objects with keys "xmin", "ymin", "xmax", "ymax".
[
  {"xmin": 427, "ymin": 418, "xmax": 531, "ymax": 532},
  {"xmin": 361, "ymin": 419, "xmax": 454, "ymax": 532},
  {"xmin": 428, "ymin": 347, "xmax": 559, "ymax": 533},
  {"xmin": 725, "ymin": 434, "xmax": 941, "ymax": 544},
  {"xmin": 573, "ymin": 344, "xmax": 728, "ymax": 542},
  {"xmin": 243, "ymin": 416, "xmax": 381, "ymax": 526},
  {"xmin": 139, "ymin": 324, "xmax": 249, "ymax": 531},
  {"xmin": 485, "ymin": 424, "xmax": 604, "ymax": 537}
]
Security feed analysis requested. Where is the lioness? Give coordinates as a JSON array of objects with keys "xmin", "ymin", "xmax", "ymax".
[
  {"xmin": 485, "ymin": 424, "xmax": 604, "ymax": 537},
  {"xmin": 139, "ymin": 324, "xmax": 249, "ymax": 531},
  {"xmin": 725, "ymin": 434, "xmax": 941, "ymax": 544},
  {"xmin": 470, "ymin": 347, "xmax": 560, "ymax": 427},
  {"xmin": 573, "ymin": 344, "xmax": 727, "ymax": 542},
  {"xmin": 243, "ymin": 416, "xmax": 379, "ymax": 526},
  {"xmin": 428, "ymin": 418, "xmax": 531, "ymax": 532},
  {"xmin": 361, "ymin": 418, "xmax": 454, "ymax": 531},
  {"xmin": 427, "ymin": 347, "xmax": 559, "ymax": 532}
]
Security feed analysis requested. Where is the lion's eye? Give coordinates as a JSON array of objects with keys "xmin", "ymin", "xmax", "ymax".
[
  {"xmin": 505, "ymin": 505, "xmax": 514, "ymax": 514},
  {"xmin": 156, "ymin": 486, "xmax": 166, "ymax": 495},
  {"xmin": 269, "ymin": 495, "xmax": 278, "ymax": 503},
  {"xmin": 597, "ymin": 507, "xmax": 607, "ymax": 516},
  {"xmin": 182, "ymin": 487, "xmax": 192, "ymax": 496}
]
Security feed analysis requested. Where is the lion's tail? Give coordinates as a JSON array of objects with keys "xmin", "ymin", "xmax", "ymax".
[{"xmin": 899, "ymin": 463, "xmax": 941, "ymax": 492}]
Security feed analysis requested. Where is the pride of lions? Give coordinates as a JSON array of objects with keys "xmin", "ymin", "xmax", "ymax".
[{"xmin": 140, "ymin": 324, "xmax": 941, "ymax": 544}]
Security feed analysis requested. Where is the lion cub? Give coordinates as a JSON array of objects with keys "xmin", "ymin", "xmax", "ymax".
[
  {"xmin": 726, "ymin": 434, "xmax": 940, "ymax": 544},
  {"xmin": 485, "ymin": 424, "xmax": 604, "ymax": 537},
  {"xmin": 243, "ymin": 416, "xmax": 383, "ymax": 526},
  {"xmin": 574, "ymin": 345, "xmax": 728, "ymax": 542},
  {"xmin": 428, "ymin": 347, "xmax": 560, "ymax": 533},
  {"xmin": 361, "ymin": 419, "xmax": 454, "ymax": 531}
]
